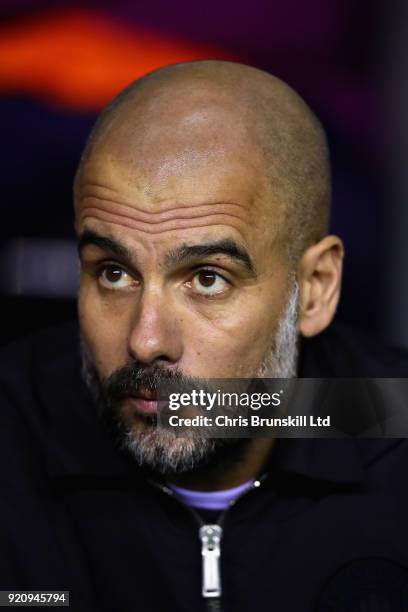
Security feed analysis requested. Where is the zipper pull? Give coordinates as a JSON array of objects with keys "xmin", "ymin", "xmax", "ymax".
[{"xmin": 199, "ymin": 524, "xmax": 223, "ymax": 598}]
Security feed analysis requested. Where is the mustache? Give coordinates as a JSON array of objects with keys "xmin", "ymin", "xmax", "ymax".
[{"xmin": 103, "ymin": 362, "xmax": 202, "ymax": 402}]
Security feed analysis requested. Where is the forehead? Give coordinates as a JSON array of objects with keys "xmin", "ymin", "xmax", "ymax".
[
  {"xmin": 75, "ymin": 103, "xmax": 283, "ymax": 261},
  {"xmin": 76, "ymin": 161, "xmax": 279, "ymax": 264}
]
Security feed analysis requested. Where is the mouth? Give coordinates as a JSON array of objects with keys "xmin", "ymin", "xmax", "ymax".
[{"xmin": 127, "ymin": 388, "xmax": 161, "ymax": 416}]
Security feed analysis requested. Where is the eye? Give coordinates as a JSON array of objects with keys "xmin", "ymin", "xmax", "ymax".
[
  {"xmin": 190, "ymin": 270, "xmax": 229, "ymax": 296},
  {"xmin": 98, "ymin": 264, "xmax": 137, "ymax": 290}
]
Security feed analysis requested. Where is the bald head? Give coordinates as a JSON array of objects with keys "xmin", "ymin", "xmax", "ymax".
[{"xmin": 75, "ymin": 60, "xmax": 330, "ymax": 261}]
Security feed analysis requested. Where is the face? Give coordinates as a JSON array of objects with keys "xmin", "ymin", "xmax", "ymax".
[{"xmin": 75, "ymin": 101, "xmax": 300, "ymax": 473}]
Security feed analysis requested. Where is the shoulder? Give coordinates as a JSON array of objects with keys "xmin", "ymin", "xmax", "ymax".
[
  {"xmin": 0, "ymin": 321, "xmax": 81, "ymax": 407},
  {"xmin": 0, "ymin": 319, "xmax": 83, "ymax": 418},
  {"xmin": 298, "ymin": 320, "xmax": 408, "ymax": 376},
  {"xmin": 0, "ymin": 321, "xmax": 80, "ymax": 373},
  {"xmin": 0, "ymin": 322, "xmax": 83, "ymax": 476}
]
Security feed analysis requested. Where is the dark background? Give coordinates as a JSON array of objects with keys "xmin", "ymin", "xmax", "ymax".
[{"xmin": 1, "ymin": 0, "xmax": 407, "ymax": 347}]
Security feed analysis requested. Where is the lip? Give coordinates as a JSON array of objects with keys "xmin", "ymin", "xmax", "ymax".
[{"xmin": 128, "ymin": 396, "xmax": 160, "ymax": 415}]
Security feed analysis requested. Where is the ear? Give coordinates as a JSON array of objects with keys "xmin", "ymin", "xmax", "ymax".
[{"xmin": 297, "ymin": 235, "xmax": 344, "ymax": 337}]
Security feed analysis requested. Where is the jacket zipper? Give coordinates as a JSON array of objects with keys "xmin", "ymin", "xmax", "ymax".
[
  {"xmin": 148, "ymin": 474, "xmax": 267, "ymax": 611},
  {"xmin": 200, "ymin": 523, "xmax": 222, "ymax": 598}
]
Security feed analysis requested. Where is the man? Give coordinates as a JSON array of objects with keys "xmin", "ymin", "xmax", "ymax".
[{"xmin": 1, "ymin": 60, "xmax": 408, "ymax": 611}]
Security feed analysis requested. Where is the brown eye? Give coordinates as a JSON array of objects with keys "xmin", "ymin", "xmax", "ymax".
[
  {"xmin": 99, "ymin": 265, "xmax": 136, "ymax": 290},
  {"xmin": 197, "ymin": 271, "xmax": 217, "ymax": 287},
  {"xmin": 190, "ymin": 269, "xmax": 229, "ymax": 296},
  {"xmin": 104, "ymin": 266, "xmax": 123, "ymax": 283}
]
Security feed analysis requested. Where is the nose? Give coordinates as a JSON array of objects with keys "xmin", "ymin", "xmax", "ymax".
[{"xmin": 127, "ymin": 288, "xmax": 183, "ymax": 366}]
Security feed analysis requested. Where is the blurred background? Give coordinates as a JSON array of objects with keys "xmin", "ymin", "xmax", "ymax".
[{"xmin": 1, "ymin": 0, "xmax": 407, "ymax": 347}]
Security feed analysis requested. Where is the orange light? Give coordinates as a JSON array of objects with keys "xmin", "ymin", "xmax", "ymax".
[{"xmin": 0, "ymin": 7, "xmax": 237, "ymax": 111}]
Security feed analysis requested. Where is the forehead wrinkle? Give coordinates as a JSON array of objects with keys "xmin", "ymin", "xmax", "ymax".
[
  {"xmin": 81, "ymin": 181, "xmax": 122, "ymax": 197},
  {"xmin": 80, "ymin": 208, "xmax": 252, "ymax": 236},
  {"xmin": 78, "ymin": 192, "xmax": 251, "ymax": 220}
]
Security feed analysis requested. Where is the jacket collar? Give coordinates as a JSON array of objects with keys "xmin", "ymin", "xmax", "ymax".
[{"xmin": 269, "ymin": 437, "xmax": 396, "ymax": 485}]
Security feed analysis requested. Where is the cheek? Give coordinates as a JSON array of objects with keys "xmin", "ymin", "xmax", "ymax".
[
  {"xmin": 179, "ymin": 286, "xmax": 283, "ymax": 377},
  {"xmin": 78, "ymin": 284, "xmax": 131, "ymax": 378}
]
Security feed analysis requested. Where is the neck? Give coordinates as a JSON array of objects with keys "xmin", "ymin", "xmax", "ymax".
[{"xmin": 168, "ymin": 438, "xmax": 274, "ymax": 491}]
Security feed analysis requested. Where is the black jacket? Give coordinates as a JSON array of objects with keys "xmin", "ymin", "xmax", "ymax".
[{"xmin": 1, "ymin": 321, "xmax": 408, "ymax": 611}]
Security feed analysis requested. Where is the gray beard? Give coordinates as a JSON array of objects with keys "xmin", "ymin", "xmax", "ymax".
[{"xmin": 81, "ymin": 282, "xmax": 299, "ymax": 476}]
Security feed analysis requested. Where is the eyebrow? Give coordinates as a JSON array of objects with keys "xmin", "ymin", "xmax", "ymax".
[
  {"xmin": 77, "ymin": 229, "xmax": 130, "ymax": 260},
  {"xmin": 78, "ymin": 229, "xmax": 255, "ymax": 274},
  {"xmin": 165, "ymin": 240, "xmax": 255, "ymax": 273}
]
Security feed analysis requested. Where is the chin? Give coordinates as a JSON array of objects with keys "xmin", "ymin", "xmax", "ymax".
[{"xmin": 121, "ymin": 423, "xmax": 217, "ymax": 475}]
